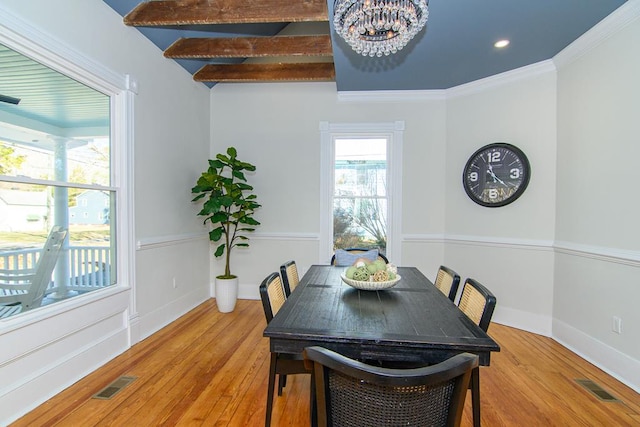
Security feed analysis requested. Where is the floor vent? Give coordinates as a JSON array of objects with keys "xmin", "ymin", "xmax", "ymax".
[
  {"xmin": 92, "ymin": 376, "xmax": 137, "ymax": 400},
  {"xmin": 575, "ymin": 379, "xmax": 620, "ymax": 402}
]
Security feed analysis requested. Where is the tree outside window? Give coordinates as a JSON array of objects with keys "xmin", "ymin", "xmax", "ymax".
[{"xmin": 333, "ymin": 138, "xmax": 388, "ymax": 254}]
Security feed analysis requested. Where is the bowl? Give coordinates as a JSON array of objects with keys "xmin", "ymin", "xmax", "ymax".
[{"xmin": 340, "ymin": 273, "xmax": 401, "ymax": 291}]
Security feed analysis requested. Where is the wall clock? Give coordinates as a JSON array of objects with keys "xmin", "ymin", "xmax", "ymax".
[{"xmin": 462, "ymin": 142, "xmax": 531, "ymax": 207}]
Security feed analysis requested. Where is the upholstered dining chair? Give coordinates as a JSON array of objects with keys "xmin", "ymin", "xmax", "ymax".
[
  {"xmin": 457, "ymin": 278, "xmax": 497, "ymax": 427},
  {"xmin": 303, "ymin": 346, "xmax": 479, "ymax": 427},
  {"xmin": 435, "ymin": 265, "xmax": 461, "ymax": 302},
  {"xmin": 259, "ymin": 272, "xmax": 308, "ymax": 427},
  {"xmin": 330, "ymin": 248, "xmax": 389, "ymax": 266},
  {"xmin": 279, "ymin": 260, "xmax": 299, "ymax": 297}
]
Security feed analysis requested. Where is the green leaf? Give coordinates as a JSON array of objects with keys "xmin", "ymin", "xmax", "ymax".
[
  {"xmin": 238, "ymin": 161, "xmax": 256, "ymax": 171},
  {"xmin": 211, "ymin": 212, "xmax": 228, "ymax": 223},
  {"xmin": 241, "ymin": 217, "xmax": 260, "ymax": 226},
  {"xmin": 209, "ymin": 227, "xmax": 224, "ymax": 242},
  {"xmin": 214, "ymin": 244, "xmax": 225, "ymax": 257},
  {"xmin": 208, "ymin": 159, "xmax": 224, "ymax": 169}
]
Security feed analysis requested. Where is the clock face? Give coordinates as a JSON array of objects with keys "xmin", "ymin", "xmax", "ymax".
[{"xmin": 463, "ymin": 143, "xmax": 531, "ymax": 207}]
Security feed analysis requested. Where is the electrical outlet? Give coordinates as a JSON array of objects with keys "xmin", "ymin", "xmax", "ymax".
[{"xmin": 612, "ymin": 316, "xmax": 622, "ymax": 334}]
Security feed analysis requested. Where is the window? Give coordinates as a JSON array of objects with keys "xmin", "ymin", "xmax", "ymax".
[
  {"xmin": 333, "ymin": 138, "xmax": 388, "ymax": 252},
  {"xmin": 320, "ymin": 122, "xmax": 403, "ymax": 263},
  {"xmin": 0, "ymin": 40, "xmax": 128, "ymax": 318}
]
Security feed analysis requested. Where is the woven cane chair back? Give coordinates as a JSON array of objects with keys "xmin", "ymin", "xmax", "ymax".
[
  {"xmin": 304, "ymin": 346, "xmax": 478, "ymax": 427},
  {"xmin": 458, "ymin": 278, "xmax": 496, "ymax": 332},
  {"xmin": 259, "ymin": 272, "xmax": 286, "ymax": 323},
  {"xmin": 280, "ymin": 260, "xmax": 300, "ymax": 297},
  {"xmin": 435, "ymin": 265, "xmax": 461, "ymax": 302}
]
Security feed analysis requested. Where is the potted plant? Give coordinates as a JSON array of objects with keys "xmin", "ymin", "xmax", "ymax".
[{"xmin": 191, "ymin": 147, "xmax": 261, "ymax": 312}]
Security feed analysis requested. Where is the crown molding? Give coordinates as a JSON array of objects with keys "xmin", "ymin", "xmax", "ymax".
[
  {"xmin": 0, "ymin": 5, "xmax": 127, "ymax": 92},
  {"xmin": 553, "ymin": 0, "xmax": 640, "ymax": 69},
  {"xmin": 446, "ymin": 60, "xmax": 556, "ymax": 99},
  {"xmin": 335, "ymin": 60, "xmax": 556, "ymax": 103},
  {"xmin": 334, "ymin": 2, "xmax": 638, "ymax": 103},
  {"xmin": 337, "ymin": 89, "xmax": 446, "ymax": 103}
]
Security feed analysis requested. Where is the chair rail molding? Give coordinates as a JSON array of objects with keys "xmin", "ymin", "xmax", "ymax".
[
  {"xmin": 403, "ymin": 234, "xmax": 639, "ymax": 266},
  {"xmin": 554, "ymin": 240, "xmax": 640, "ymax": 267},
  {"xmin": 136, "ymin": 232, "xmax": 208, "ymax": 251},
  {"xmin": 251, "ymin": 232, "xmax": 320, "ymax": 241}
]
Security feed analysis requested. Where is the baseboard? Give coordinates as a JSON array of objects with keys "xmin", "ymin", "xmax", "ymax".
[
  {"xmin": 553, "ymin": 318, "xmax": 640, "ymax": 393},
  {"xmin": 493, "ymin": 306, "xmax": 552, "ymax": 337},
  {"xmin": 237, "ymin": 283, "xmax": 260, "ymax": 301},
  {"xmin": 0, "ymin": 315, "xmax": 129, "ymax": 425},
  {"xmin": 135, "ymin": 287, "xmax": 210, "ymax": 342}
]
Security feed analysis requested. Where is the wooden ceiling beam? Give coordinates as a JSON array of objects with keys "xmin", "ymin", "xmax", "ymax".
[
  {"xmin": 124, "ymin": 0, "xmax": 329, "ymax": 26},
  {"xmin": 165, "ymin": 35, "xmax": 332, "ymax": 58},
  {"xmin": 193, "ymin": 63, "xmax": 335, "ymax": 82}
]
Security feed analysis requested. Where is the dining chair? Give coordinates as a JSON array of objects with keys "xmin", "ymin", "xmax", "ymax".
[
  {"xmin": 435, "ymin": 265, "xmax": 461, "ymax": 302},
  {"xmin": 330, "ymin": 248, "xmax": 389, "ymax": 266},
  {"xmin": 259, "ymin": 272, "xmax": 308, "ymax": 427},
  {"xmin": 457, "ymin": 277, "xmax": 497, "ymax": 427},
  {"xmin": 279, "ymin": 260, "xmax": 299, "ymax": 297},
  {"xmin": 303, "ymin": 346, "xmax": 479, "ymax": 427}
]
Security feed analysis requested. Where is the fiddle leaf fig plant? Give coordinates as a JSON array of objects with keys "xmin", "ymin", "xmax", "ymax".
[{"xmin": 191, "ymin": 147, "xmax": 261, "ymax": 279}]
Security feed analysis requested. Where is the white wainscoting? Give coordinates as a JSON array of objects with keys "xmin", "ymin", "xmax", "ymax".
[
  {"xmin": 0, "ymin": 287, "xmax": 131, "ymax": 424},
  {"xmin": 403, "ymin": 233, "xmax": 640, "ymax": 393},
  {"xmin": 554, "ymin": 318, "xmax": 640, "ymax": 393},
  {"xmin": 135, "ymin": 232, "xmax": 211, "ymax": 342}
]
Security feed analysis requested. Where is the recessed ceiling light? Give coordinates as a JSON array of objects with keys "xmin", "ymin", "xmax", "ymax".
[{"xmin": 494, "ymin": 40, "xmax": 510, "ymax": 48}]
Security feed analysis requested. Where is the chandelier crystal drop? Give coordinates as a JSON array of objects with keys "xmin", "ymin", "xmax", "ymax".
[{"xmin": 333, "ymin": 0, "xmax": 429, "ymax": 57}]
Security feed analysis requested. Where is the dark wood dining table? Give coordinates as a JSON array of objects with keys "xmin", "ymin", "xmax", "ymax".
[{"xmin": 264, "ymin": 264, "xmax": 500, "ymax": 367}]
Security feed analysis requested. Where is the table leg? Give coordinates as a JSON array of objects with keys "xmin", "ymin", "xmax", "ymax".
[{"xmin": 471, "ymin": 366, "xmax": 481, "ymax": 427}]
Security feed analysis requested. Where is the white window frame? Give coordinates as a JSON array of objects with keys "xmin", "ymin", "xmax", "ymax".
[
  {"xmin": 0, "ymin": 12, "xmax": 136, "ymax": 320},
  {"xmin": 319, "ymin": 121, "xmax": 403, "ymax": 264}
]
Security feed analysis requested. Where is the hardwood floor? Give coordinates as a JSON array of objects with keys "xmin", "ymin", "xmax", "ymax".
[{"xmin": 12, "ymin": 299, "xmax": 640, "ymax": 426}]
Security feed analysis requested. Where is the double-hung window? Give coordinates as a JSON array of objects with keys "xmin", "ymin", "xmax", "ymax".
[
  {"xmin": 0, "ymin": 39, "xmax": 128, "ymax": 318},
  {"xmin": 320, "ymin": 121, "xmax": 403, "ymax": 263}
]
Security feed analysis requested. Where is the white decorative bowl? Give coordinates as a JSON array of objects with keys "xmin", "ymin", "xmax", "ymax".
[{"xmin": 340, "ymin": 273, "xmax": 401, "ymax": 291}]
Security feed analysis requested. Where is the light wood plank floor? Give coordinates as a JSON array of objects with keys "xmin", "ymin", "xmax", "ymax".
[{"xmin": 12, "ymin": 299, "xmax": 640, "ymax": 426}]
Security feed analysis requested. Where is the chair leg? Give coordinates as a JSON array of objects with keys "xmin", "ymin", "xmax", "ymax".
[
  {"xmin": 309, "ymin": 372, "xmax": 318, "ymax": 427},
  {"xmin": 278, "ymin": 374, "xmax": 287, "ymax": 395},
  {"xmin": 471, "ymin": 366, "xmax": 481, "ymax": 427},
  {"xmin": 265, "ymin": 353, "xmax": 277, "ymax": 427}
]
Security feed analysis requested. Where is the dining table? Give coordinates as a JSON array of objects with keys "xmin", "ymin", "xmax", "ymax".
[
  {"xmin": 264, "ymin": 264, "xmax": 500, "ymax": 365},
  {"xmin": 263, "ymin": 264, "xmax": 501, "ymax": 426}
]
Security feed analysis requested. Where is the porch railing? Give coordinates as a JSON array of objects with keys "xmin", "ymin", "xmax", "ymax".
[{"xmin": 0, "ymin": 246, "xmax": 112, "ymax": 294}]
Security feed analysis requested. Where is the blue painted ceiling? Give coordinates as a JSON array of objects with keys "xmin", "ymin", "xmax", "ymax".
[{"xmin": 102, "ymin": 0, "xmax": 627, "ymax": 91}]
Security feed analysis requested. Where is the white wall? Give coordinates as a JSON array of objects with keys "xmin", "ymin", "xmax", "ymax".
[
  {"xmin": 0, "ymin": 0, "xmax": 211, "ymax": 423},
  {"xmin": 209, "ymin": 83, "xmax": 447, "ymax": 293},
  {"xmin": 553, "ymin": 9, "xmax": 640, "ymax": 390},
  {"xmin": 208, "ymin": 3, "xmax": 640, "ymax": 393},
  {"xmin": 1, "ymin": 1, "xmax": 639, "ymax": 424},
  {"xmin": 444, "ymin": 67, "xmax": 558, "ymax": 335}
]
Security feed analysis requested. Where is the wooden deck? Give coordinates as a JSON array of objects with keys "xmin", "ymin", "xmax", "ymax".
[{"xmin": 11, "ymin": 299, "xmax": 640, "ymax": 426}]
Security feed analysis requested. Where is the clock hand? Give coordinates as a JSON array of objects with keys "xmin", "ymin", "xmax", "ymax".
[{"xmin": 487, "ymin": 163, "xmax": 508, "ymax": 186}]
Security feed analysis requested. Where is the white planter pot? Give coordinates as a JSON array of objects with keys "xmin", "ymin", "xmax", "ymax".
[{"xmin": 215, "ymin": 276, "xmax": 239, "ymax": 313}]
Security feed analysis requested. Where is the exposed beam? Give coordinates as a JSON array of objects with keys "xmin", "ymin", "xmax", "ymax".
[
  {"xmin": 193, "ymin": 63, "xmax": 335, "ymax": 82},
  {"xmin": 124, "ymin": 0, "xmax": 329, "ymax": 26},
  {"xmin": 165, "ymin": 35, "xmax": 333, "ymax": 58}
]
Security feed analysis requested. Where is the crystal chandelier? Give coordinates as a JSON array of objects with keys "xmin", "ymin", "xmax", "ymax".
[{"xmin": 333, "ymin": 0, "xmax": 429, "ymax": 57}]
